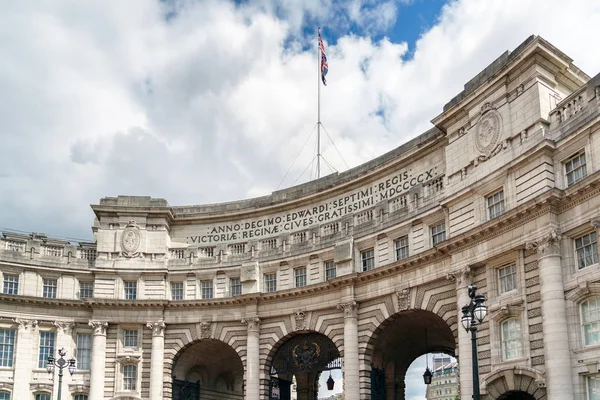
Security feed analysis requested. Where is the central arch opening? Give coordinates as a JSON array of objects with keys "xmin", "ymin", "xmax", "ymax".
[
  {"xmin": 172, "ymin": 339, "xmax": 244, "ymax": 400},
  {"xmin": 269, "ymin": 332, "xmax": 341, "ymax": 400},
  {"xmin": 497, "ymin": 391, "xmax": 537, "ymax": 400},
  {"xmin": 368, "ymin": 309, "xmax": 457, "ymax": 400}
]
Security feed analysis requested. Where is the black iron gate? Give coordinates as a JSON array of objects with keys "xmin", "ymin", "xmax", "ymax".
[
  {"xmin": 269, "ymin": 377, "xmax": 292, "ymax": 400},
  {"xmin": 172, "ymin": 379, "xmax": 200, "ymax": 400},
  {"xmin": 371, "ymin": 366, "xmax": 386, "ymax": 400}
]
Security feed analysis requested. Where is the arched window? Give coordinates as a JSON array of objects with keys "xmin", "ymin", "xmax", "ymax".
[
  {"xmin": 582, "ymin": 298, "xmax": 600, "ymax": 345},
  {"xmin": 123, "ymin": 364, "xmax": 137, "ymax": 390},
  {"xmin": 501, "ymin": 318, "xmax": 522, "ymax": 360},
  {"xmin": 0, "ymin": 391, "xmax": 10, "ymax": 400},
  {"xmin": 74, "ymin": 395, "xmax": 88, "ymax": 400},
  {"xmin": 35, "ymin": 394, "xmax": 51, "ymax": 400}
]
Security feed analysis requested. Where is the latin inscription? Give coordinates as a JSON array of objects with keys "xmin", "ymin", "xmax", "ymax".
[{"xmin": 185, "ymin": 166, "xmax": 439, "ymax": 244}]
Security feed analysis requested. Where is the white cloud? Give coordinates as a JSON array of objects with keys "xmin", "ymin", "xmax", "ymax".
[{"xmin": 1, "ymin": 0, "xmax": 600, "ymax": 243}]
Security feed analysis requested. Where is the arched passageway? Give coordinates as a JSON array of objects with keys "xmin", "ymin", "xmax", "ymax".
[
  {"xmin": 497, "ymin": 391, "xmax": 536, "ymax": 400},
  {"xmin": 368, "ymin": 309, "xmax": 456, "ymax": 400},
  {"xmin": 269, "ymin": 332, "xmax": 341, "ymax": 400},
  {"xmin": 483, "ymin": 367, "xmax": 547, "ymax": 400},
  {"xmin": 172, "ymin": 339, "xmax": 244, "ymax": 400}
]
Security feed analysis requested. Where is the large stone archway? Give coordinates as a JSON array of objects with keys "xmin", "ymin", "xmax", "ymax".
[
  {"xmin": 267, "ymin": 332, "xmax": 341, "ymax": 400},
  {"xmin": 366, "ymin": 309, "xmax": 457, "ymax": 400},
  {"xmin": 497, "ymin": 391, "xmax": 537, "ymax": 400},
  {"xmin": 483, "ymin": 367, "xmax": 547, "ymax": 400},
  {"xmin": 171, "ymin": 339, "xmax": 244, "ymax": 400}
]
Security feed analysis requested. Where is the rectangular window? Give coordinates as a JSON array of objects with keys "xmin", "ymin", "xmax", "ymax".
[
  {"xmin": 171, "ymin": 282, "xmax": 184, "ymax": 300},
  {"xmin": 124, "ymin": 281, "xmax": 137, "ymax": 300},
  {"xmin": 565, "ymin": 152, "xmax": 587, "ymax": 187},
  {"xmin": 201, "ymin": 281, "xmax": 213, "ymax": 299},
  {"xmin": 395, "ymin": 236, "xmax": 409, "ymax": 261},
  {"xmin": 35, "ymin": 394, "xmax": 51, "ymax": 400},
  {"xmin": 487, "ymin": 190, "xmax": 505, "ymax": 219},
  {"xmin": 294, "ymin": 267, "xmax": 307, "ymax": 288},
  {"xmin": 230, "ymin": 278, "xmax": 242, "ymax": 297},
  {"xmin": 74, "ymin": 395, "xmax": 89, "ymax": 400},
  {"xmin": 431, "ymin": 223, "xmax": 446, "ymax": 246},
  {"xmin": 264, "ymin": 273, "xmax": 277, "ymax": 293},
  {"xmin": 76, "ymin": 334, "xmax": 91, "ymax": 370},
  {"xmin": 361, "ymin": 248, "xmax": 375, "ymax": 272},
  {"xmin": 2, "ymin": 275, "xmax": 18, "ymax": 295},
  {"xmin": 576, "ymin": 231, "xmax": 599, "ymax": 269},
  {"xmin": 123, "ymin": 329, "xmax": 138, "ymax": 348},
  {"xmin": 79, "ymin": 282, "xmax": 93, "ymax": 299},
  {"xmin": 501, "ymin": 319, "xmax": 522, "ymax": 360},
  {"xmin": 38, "ymin": 331, "xmax": 55, "ymax": 368},
  {"xmin": 588, "ymin": 375, "xmax": 600, "ymax": 400},
  {"xmin": 123, "ymin": 364, "xmax": 137, "ymax": 390},
  {"xmin": 498, "ymin": 264, "xmax": 517, "ymax": 294},
  {"xmin": 0, "ymin": 329, "xmax": 15, "ymax": 367},
  {"xmin": 325, "ymin": 261, "xmax": 336, "ymax": 280},
  {"xmin": 42, "ymin": 279, "xmax": 57, "ymax": 299}
]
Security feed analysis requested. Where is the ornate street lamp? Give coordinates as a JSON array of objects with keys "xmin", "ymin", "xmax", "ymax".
[
  {"xmin": 423, "ymin": 330, "xmax": 432, "ymax": 385},
  {"xmin": 326, "ymin": 372, "xmax": 335, "ymax": 390},
  {"xmin": 46, "ymin": 348, "xmax": 76, "ymax": 400},
  {"xmin": 461, "ymin": 285, "xmax": 487, "ymax": 400}
]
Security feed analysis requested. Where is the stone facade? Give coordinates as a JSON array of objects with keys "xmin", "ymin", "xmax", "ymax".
[{"xmin": 1, "ymin": 35, "xmax": 600, "ymax": 400}]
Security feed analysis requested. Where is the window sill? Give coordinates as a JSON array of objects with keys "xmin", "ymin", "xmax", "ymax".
[
  {"xmin": 72, "ymin": 369, "xmax": 91, "ymax": 374},
  {"xmin": 493, "ymin": 356, "xmax": 529, "ymax": 368},
  {"xmin": 573, "ymin": 344, "xmax": 600, "ymax": 354},
  {"xmin": 567, "ymin": 264, "xmax": 600, "ymax": 285}
]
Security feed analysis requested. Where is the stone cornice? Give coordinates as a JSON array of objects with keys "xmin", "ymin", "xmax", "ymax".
[{"xmin": 0, "ymin": 294, "xmax": 89, "ymax": 308}]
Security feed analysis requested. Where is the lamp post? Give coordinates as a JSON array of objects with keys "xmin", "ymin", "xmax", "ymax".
[
  {"xmin": 46, "ymin": 348, "xmax": 76, "ymax": 400},
  {"xmin": 461, "ymin": 285, "xmax": 487, "ymax": 400}
]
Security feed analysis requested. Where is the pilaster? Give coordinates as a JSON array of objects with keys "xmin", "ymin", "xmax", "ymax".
[
  {"xmin": 242, "ymin": 317, "xmax": 261, "ymax": 399},
  {"xmin": 53, "ymin": 321, "xmax": 75, "ymax": 400},
  {"xmin": 88, "ymin": 320, "xmax": 108, "ymax": 400},
  {"xmin": 13, "ymin": 318, "xmax": 37, "ymax": 400},
  {"xmin": 526, "ymin": 229, "xmax": 574, "ymax": 400},
  {"xmin": 338, "ymin": 301, "xmax": 359, "ymax": 400},
  {"xmin": 147, "ymin": 320, "xmax": 166, "ymax": 400},
  {"xmin": 448, "ymin": 267, "xmax": 473, "ymax": 400}
]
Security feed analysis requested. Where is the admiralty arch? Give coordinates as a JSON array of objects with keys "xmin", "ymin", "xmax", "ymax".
[{"xmin": 2, "ymin": 35, "xmax": 600, "ymax": 400}]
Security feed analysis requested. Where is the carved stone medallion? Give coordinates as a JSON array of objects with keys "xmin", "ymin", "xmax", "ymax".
[
  {"xmin": 292, "ymin": 340, "xmax": 321, "ymax": 372},
  {"xmin": 475, "ymin": 110, "xmax": 502, "ymax": 156},
  {"xmin": 121, "ymin": 220, "xmax": 141, "ymax": 257}
]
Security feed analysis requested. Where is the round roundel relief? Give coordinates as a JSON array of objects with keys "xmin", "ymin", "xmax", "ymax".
[
  {"xmin": 121, "ymin": 224, "xmax": 141, "ymax": 255},
  {"xmin": 475, "ymin": 110, "xmax": 502, "ymax": 155}
]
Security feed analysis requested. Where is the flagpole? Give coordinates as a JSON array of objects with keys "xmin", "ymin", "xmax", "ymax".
[{"xmin": 317, "ymin": 27, "xmax": 321, "ymax": 179}]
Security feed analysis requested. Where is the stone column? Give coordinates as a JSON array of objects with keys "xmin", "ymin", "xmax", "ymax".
[
  {"xmin": 13, "ymin": 318, "xmax": 37, "ymax": 400},
  {"xmin": 449, "ymin": 267, "xmax": 473, "ymax": 400},
  {"xmin": 147, "ymin": 320, "xmax": 166, "ymax": 400},
  {"xmin": 89, "ymin": 320, "xmax": 108, "ymax": 400},
  {"xmin": 526, "ymin": 230, "xmax": 574, "ymax": 400},
  {"xmin": 53, "ymin": 321, "xmax": 75, "ymax": 400},
  {"xmin": 338, "ymin": 301, "xmax": 359, "ymax": 400},
  {"xmin": 242, "ymin": 317, "xmax": 261, "ymax": 399}
]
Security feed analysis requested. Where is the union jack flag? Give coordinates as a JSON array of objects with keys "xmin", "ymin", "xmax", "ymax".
[{"xmin": 318, "ymin": 30, "xmax": 328, "ymax": 86}]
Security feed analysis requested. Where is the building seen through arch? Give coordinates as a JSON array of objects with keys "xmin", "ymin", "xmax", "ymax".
[{"xmin": 1, "ymin": 35, "xmax": 600, "ymax": 400}]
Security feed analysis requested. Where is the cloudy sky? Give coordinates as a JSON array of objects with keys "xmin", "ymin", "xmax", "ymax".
[{"xmin": 2, "ymin": 0, "xmax": 600, "ymax": 242}]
